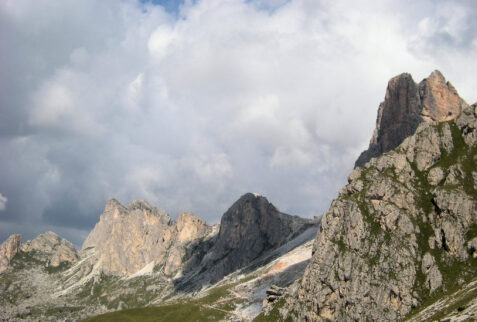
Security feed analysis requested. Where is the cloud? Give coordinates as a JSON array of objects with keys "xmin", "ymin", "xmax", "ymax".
[
  {"xmin": 0, "ymin": 193, "xmax": 7, "ymax": 211},
  {"xmin": 0, "ymin": 0, "xmax": 476, "ymax": 244}
]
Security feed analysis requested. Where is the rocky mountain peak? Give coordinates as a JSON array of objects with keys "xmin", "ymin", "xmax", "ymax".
[
  {"xmin": 419, "ymin": 69, "xmax": 468, "ymax": 122},
  {"xmin": 355, "ymin": 70, "xmax": 468, "ymax": 167},
  {"xmin": 104, "ymin": 197, "xmax": 126, "ymax": 212},
  {"xmin": 21, "ymin": 231, "xmax": 79, "ymax": 267},
  {"xmin": 0, "ymin": 232, "xmax": 78, "ymax": 273},
  {"xmin": 192, "ymin": 192, "xmax": 316, "ymax": 284},
  {"xmin": 176, "ymin": 212, "xmax": 210, "ymax": 244},
  {"xmin": 0, "ymin": 234, "xmax": 22, "ymax": 273},
  {"xmin": 81, "ymin": 199, "xmax": 174, "ymax": 275},
  {"xmin": 281, "ymin": 101, "xmax": 477, "ymax": 320}
]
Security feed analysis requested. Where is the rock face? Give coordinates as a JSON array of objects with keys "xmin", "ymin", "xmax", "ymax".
[
  {"xmin": 0, "ymin": 234, "xmax": 21, "ymax": 273},
  {"xmin": 281, "ymin": 101, "xmax": 477, "ymax": 319},
  {"xmin": 0, "ymin": 232, "xmax": 78, "ymax": 273},
  {"xmin": 183, "ymin": 193, "xmax": 316, "ymax": 285},
  {"xmin": 355, "ymin": 70, "xmax": 468, "ymax": 168},
  {"xmin": 82, "ymin": 199, "xmax": 212, "ymax": 276},
  {"xmin": 21, "ymin": 231, "xmax": 79, "ymax": 267},
  {"xmin": 175, "ymin": 212, "xmax": 210, "ymax": 244}
]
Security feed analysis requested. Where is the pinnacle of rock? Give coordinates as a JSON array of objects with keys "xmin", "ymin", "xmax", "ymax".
[
  {"xmin": 355, "ymin": 70, "xmax": 468, "ymax": 168},
  {"xmin": 0, "ymin": 234, "xmax": 22, "ymax": 273},
  {"xmin": 419, "ymin": 70, "xmax": 468, "ymax": 122}
]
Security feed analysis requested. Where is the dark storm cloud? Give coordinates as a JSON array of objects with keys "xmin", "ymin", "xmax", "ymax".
[{"xmin": 0, "ymin": 0, "xmax": 476, "ymax": 246}]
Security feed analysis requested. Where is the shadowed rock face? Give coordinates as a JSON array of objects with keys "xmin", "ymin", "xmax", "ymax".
[
  {"xmin": 355, "ymin": 70, "xmax": 468, "ymax": 168},
  {"xmin": 194, "ymin": 193, "xmax": 315, "ymax": 284}
]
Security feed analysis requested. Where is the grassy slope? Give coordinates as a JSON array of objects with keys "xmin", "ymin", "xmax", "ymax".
[{"xmin": 81, "ymin": 282, "xmax": 241, "ymax": 322}]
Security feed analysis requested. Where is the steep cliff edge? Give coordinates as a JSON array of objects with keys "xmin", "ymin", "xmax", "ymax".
[
  {"xmin": 280, "ymin": 101, "xmax": 477, "ymax": 320},
  {"xmin": 355, "ymin": 70, "xmax": 468, "ymax": 168},
  {"xmin": 81, "ymin": 199, "xmax": 212, "ymax": 277}
]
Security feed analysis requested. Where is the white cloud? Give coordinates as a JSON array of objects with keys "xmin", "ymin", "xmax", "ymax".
[
  {"xmin": 0, "ymin": 0, "xmax": 476, "ymax": 243},
  {"xmin": 30, "ymin": 83, "xmax": 75, "ymax": 125},
  {"xmin": 0, "ymin": 193, "xmax": 7, "ymax": 211},
  {"xmin": 148, "ymin": 25, "xmax": 177, "ymax": 60}
]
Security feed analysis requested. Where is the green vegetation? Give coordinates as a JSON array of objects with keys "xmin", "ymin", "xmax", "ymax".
[
  {"xmin": 76, "ymin": 274, "xmax": 165, "ymax": 310},
  {"xmin": 81, "ymin": 302, "xmax": 226, "ymax": 322},
  {"xmin": 406, "ymin": 120, "xmax": 477, "ymax": 319},
  {"xmin": 10, "ymin": 250, "xmax": 45, "ymax": 269},
  {"xmin": 81, "ymin": 279, "xmax": 249, "ymax": 322},
  {"xmin": 253, "ymin": 296, "xmax": 292, "ymax": 322}
]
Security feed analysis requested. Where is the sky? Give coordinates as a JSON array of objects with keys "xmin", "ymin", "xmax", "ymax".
[{"xmin": 0, "ymin": 0, "xmax": 476, "ymax": 247}]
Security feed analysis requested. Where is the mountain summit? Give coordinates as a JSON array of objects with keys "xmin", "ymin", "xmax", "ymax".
[
  {"xmin": 277, "ymin": 75, "xmax": 476, "ymax": 320},
  {"xmin": 356, "ymin": 70, "xmax": 468, "ymax": 168}
]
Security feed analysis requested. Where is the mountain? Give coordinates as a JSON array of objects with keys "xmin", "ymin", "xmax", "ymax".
[
  {"xmin": 175, "ymin": 193, "xmax": 316, "ymax": 289},
  {"xmin": 268, "ymin": 75, "xmax": 477, "ymax": 320},
  {"xmin": 3, "ymin": 70, "xmax": 473, "ymax": 321},
  {"xmin": 0, "ymin": 193, "xmax": 317, "ymax": 321},
  {"xmin": 355, "ymin": 70, "xmax": 468, "ymax": 168},
  {"xmin": 0, "ymin": 231, "xmax": 78, "ymax": 274},
  {"xmin": 80, "ymin": 199, "xmax": 212, "ymax": 277}
]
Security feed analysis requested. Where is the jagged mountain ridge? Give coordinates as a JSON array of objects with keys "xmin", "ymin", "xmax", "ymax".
[
  {"xmin": 356, "ymin": 70, "xmax": 469, "ymax": 168},
  {"xmin": 0, "ymin": 193, "xmax": 317, "ymax": 321},
  {"xmin": 0, "ymin": 231, "xmax": 78, "ymax": 275},
  {"xmin": 275, "ymin": 76, "xmax": 477, "ymax": 320},
  {"xmin": 81, "ymin": 198, "xmax": 212, "ymax": 277}
]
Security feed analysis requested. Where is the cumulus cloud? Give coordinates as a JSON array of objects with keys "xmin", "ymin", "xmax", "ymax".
[{"xmin": 0, "ymin": 0, "xmax": 476, "ymax": 244}]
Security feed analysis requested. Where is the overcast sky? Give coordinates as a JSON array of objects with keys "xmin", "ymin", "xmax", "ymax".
[{"xmin": 1, "ymin": 0, "xmax": 476, "ymax": 247}]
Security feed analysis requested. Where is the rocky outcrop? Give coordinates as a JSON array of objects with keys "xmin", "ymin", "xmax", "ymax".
[
  {"xmin": 21, "ymin": 231, "xmax": 79, "ymax": 267},
  {"xmin": 263, "ymin": 285, "xmax": 287, "ymax": 314},
  {"xmin": 163, "ymin": 212, "xmax": 212, "ymax": 275},
  {"xmin": 0, "ymin": 232, "xmax": 78, "ymax": 273},
  {"xmin": 356, "ymin": 70, "xmax": 468, "ymax": 168},
  {"xmin": 175, "ymin": 212, "xmax": 210, "ymax": 244},
  {"xmin": 281, "ymin": 99, "xmax": 477, "ymax": 319},
  {"xmin": 82, "ymin": 199, "xmax": 212, "ymax": 276},
  {"xmin": 181, "ymin": 193, "xmax": 316, "ymax": 285},
  {"xmin": 0, "ymin": 234, "xmax": 21, "ymax": 273}
]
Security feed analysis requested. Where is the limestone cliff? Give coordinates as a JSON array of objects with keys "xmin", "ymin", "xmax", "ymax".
[
  {"xmin": 281, "ymin": 97, "xmax": 477, "ymax": 320},
  {"xmin": 0, "ymin": 234, "xmax": 21, "ymax": 273},
  {"xmin": 82, "ymin": 199, "xmax": 212, "ymax": 276},
  {"xmin": 355, "ymin": 70, "xmax": 468, "ymax": 168}
]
